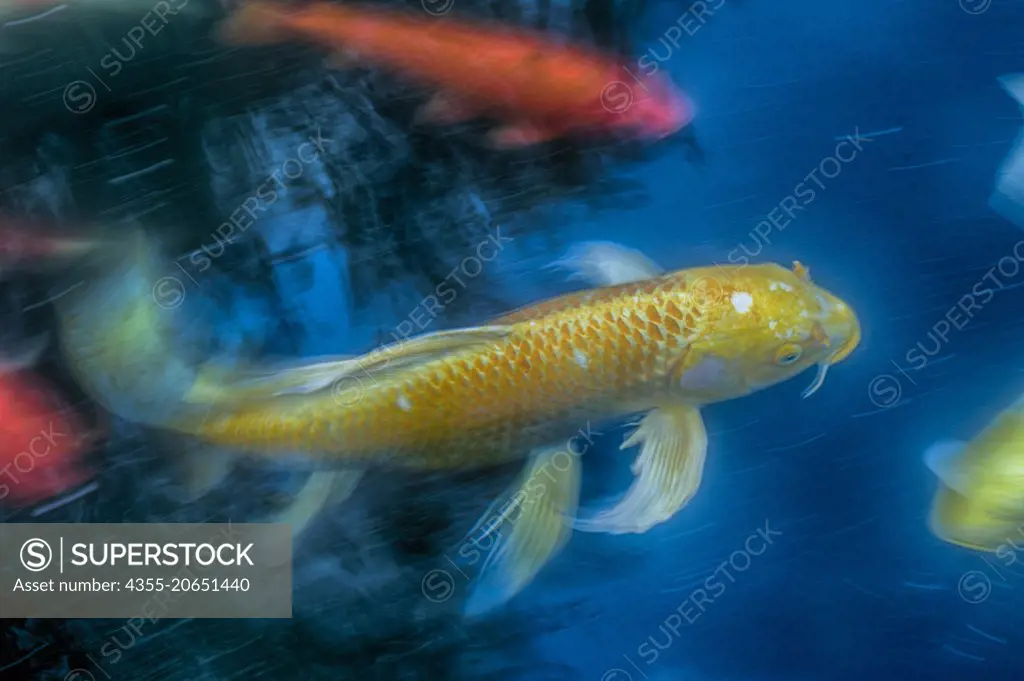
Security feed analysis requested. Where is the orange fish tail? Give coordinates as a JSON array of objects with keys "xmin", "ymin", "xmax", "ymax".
[{"xmin": 217, "ymin": 2, "xmax": 291, "ymax": 46}]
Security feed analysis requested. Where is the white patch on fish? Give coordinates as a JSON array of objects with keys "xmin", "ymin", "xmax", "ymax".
[
  {"xmin": 573, "ymin": 349, "xmax": 589, "ymax": 368},
  {"xmin": 731, "ymin": 292, "xmax": 753, "ymax": 314},
  {"xmin": 397, "ymin": 394, "xmax": 413, "ymax": 412}
]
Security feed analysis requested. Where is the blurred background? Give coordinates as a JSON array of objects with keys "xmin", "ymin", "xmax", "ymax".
[{"xmin": 1, "ymin": 0, "xmax": 1023, "ymax": 680}]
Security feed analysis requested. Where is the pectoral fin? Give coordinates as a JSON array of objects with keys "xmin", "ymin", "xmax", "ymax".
[
  {"xmin": 464, "ymin": 444, "xmax": 582, "ymax": 616},
  {"xmin": 172, "ymin": 447, "xmax": 236, "ymax": 502},
  {"xmin": 186, "ymin": 325, "xmax": 514, "ymax": 404},
  {"xmin": 547, "ymin": 241, "xmax": 663, "ymax": 287},
  {"xmin": 575, "ymin": 403, "xmax": 707, "ymax": 535}
]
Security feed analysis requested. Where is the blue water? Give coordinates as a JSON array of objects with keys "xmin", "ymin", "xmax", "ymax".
[{"xmin": 4, "ymin": 0, "xmax": 1024, "ymax": 679}]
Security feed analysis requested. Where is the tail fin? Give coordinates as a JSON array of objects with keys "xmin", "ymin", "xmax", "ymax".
[{"xmin": 216, "ymin": 2, "xmax": 291, "ymax": 46}]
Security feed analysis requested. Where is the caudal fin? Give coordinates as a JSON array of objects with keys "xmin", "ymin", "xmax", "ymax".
[{"xmin": 216, "ymin": 2, "xmax": 291, "ymax": 46}]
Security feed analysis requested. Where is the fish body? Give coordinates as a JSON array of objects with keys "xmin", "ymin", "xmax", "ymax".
[
  {"xmin": 925, "ymin": 395, "xmax": 1024, "ymax": 553},
  {"xmin": 179, "ymin": 262, "xmax": 858, "ymax": 469},
  {"xmin": 217, "ymin": 1, "xmax": 693, "ymax": 147},
  {"xmin": 0, "ymin": 350, "xmax": 96, "ymax": 507}
]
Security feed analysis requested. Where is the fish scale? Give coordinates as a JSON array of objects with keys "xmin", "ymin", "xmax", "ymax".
[{"xmin": 190, "ymin": 272, "xmax": 719, "ymax": 469}]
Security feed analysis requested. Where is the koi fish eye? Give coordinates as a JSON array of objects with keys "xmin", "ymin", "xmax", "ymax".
[{"xmin": 774, "ymin": 344, "xmax": 803, "ymax": 366}]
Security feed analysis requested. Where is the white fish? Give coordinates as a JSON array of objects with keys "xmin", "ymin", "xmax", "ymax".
[{"xmin": 990, "ymin": 74, "xmax": 1024, "ymax": 229}]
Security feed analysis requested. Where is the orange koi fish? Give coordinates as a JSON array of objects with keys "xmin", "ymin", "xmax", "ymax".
[{"xmin": 215, "ymin": 1, "xmax": 694, "ymax": 148}]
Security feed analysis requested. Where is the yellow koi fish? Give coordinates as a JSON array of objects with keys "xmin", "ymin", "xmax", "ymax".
[
  {"xmin": 925, "ymin": 394, "xmax": 1024, "ymax": 554},
  {"xmin": 144, "ymin": 240, "xmax": 860, "ymax": 614}
]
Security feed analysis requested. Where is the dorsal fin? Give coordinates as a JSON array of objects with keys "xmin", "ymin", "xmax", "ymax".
[{"xmin": 924, "ymin": 440, "xmax": 970, "ymax": 495}]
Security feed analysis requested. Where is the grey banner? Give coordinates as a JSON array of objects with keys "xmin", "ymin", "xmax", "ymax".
[{"xmin": 1, "ymin": 523, "xmax": 291, "ymax": 618}]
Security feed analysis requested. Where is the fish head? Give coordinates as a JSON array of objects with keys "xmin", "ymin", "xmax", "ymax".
[
  {"xmin": 926, "ymin": 411, "xmax": 1024, "ymax": 552},
  {"xmin": 671, "ymin": 261, "xmax": 860, "ymax": 400}
]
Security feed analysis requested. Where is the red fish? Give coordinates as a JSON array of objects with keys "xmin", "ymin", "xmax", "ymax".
[
  {"xmin": 0, "ymin": 340, "xmax": 98, "ymax": 508},
  {"xmin": 216, "ymin": 1, "xmax": 695, "ymax": 148}
]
